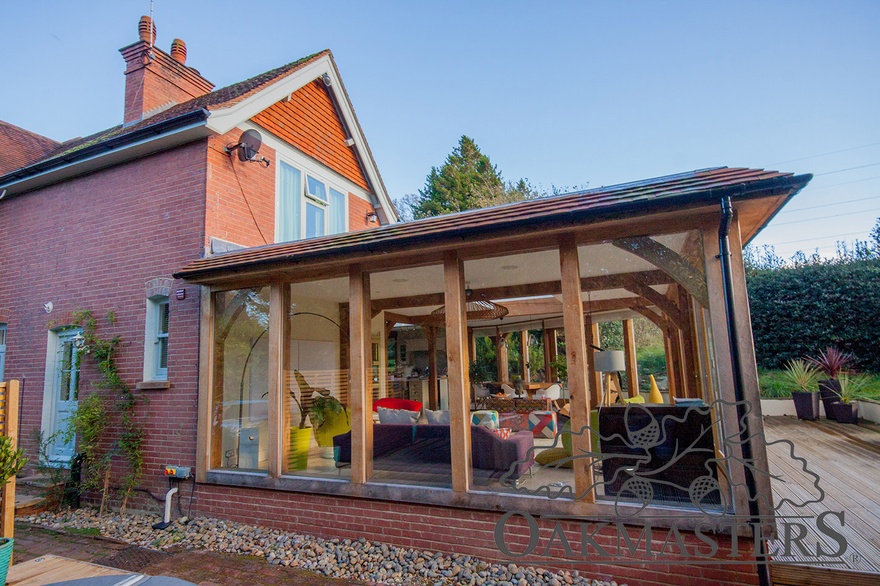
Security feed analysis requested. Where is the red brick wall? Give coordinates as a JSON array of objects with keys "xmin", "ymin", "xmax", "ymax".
[
  {"xmin": 252, "ymin": 80, "xmax": 370, "ymax": 191},
  {"xmin": 205, "ymin": 130, "xmax": 277, "ymax": 248},
  {"xmin": 0, "ymin": 141, "xmax": 208, "ymax": 501},
  {"xmin": 196, "ymin": 485, "xmax": 760, "ymax": 586},
  {"xmin": 348, "ymin": 192, "xmax": 377, "ymax": 232}
]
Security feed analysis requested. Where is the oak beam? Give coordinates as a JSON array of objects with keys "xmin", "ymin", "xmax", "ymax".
[{"xmin": 612, "ymin": 236, "xmax": 709, "ymax": 307}]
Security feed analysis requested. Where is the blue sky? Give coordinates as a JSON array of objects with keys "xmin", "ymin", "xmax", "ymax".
[{"xmin": 2, "ymin": 1, "xmax": 878, "ymax": 258}]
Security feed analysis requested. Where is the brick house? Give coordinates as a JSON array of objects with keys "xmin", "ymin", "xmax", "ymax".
[
  {"xmin": 0, "ymin": 16, "xmax": 394, "ymax": 501},
  {"xmin": 0, "ymin": 16, "xmax": 815, "ymax": 586}
]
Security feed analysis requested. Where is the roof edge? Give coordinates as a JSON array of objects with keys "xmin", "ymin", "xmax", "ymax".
[{"xmin": 0, "ymin": 110, "xmax": 210, "ymax": 195}]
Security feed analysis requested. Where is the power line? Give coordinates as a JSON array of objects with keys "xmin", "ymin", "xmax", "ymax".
[
  {"xmin": 768, "ymin": 141, "xmax": 880, "ymax": 166},
  {"xmin": 804, "ymin": 175, "xmax": 880, "ymax": 191},
  {"xmin": 779, "ymin": 194, "xmax": 880, "ymax": 214},
  {"xmin": 770, "ymin": 230, "xmax": 868, "ymax": 246},
  {"xmin": 814, "ymin": 162, "xmax": 880, "ymax": 176},
  {"xmin": 770, "ymin": 207, "xmax": 880, "ymax": 227}
]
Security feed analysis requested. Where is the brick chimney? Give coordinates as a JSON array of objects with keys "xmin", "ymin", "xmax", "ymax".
[{"xmin": 119, "ymin": 16, "xmax": 214, "ymax": 125}]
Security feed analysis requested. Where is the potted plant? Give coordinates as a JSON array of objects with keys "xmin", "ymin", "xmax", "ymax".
[
  {"xmin": 831, "ymin": 373, "xmax": 866, "ymax": 424},
  {"xmin": 309, "ymin": 394, "xmax": 350, "ymax": 451},
  {"xmin": 782, "ymin": 359, "xmax": 821, "ymax": 420},
  {"xmin": 0, "ymin": 435, "xmax": 27, "ymax": 585},
  {"xmin": 807, "ymin": 347, "xmax": 854, "ymax": 420},
  {"xmin": 289, "ymin": 389, "xmax": 312, "ymax": 470}
]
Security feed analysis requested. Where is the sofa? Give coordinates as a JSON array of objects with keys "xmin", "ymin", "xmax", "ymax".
[{"xmin": 333, "ymin": 423, "xmax": 534, "ymax": 480}]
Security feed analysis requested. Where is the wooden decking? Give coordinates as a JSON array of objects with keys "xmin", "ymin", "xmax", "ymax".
[
  {"xmin": 764, "ymin": 416, "xmax": 880, "ymax": 585},
  {"xmin": 7, "ymin": 554, "xmax": 131, "ymax": 585}
]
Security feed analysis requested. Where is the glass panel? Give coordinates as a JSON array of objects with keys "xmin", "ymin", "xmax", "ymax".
[
  {"xmin": 463, "ymin": 250, "xmax": 571, "ymax": 496},
  {"xmin": 306, "ymin": 203, "xmax": 325, "ymax": 239},
  {"xmin": 158, "ymin": 301, "xmax": 170, "ymax": 335},
  {"xmin": 307, "ymin": 176, "xmax": 327, "ymax": 202},
  {"xmin": 0, "ymin": 324, "xmax": 6, "ymax": 346},
  {"xmin": 211, "ymin": 288, "xmax": 271, "ymax": 472},
  {"xmin": 369, "ymin": 264, "xmax": 452, "ymax": 488},
  {"xmin": 277, "ymin": 162, "xmax": 302, "ymax": 242},
  {"xmin": 59, "ymin": 341, "xmax": 73, "ymax": 402},
  {"xmin": 329, "ymin": 188, "xmax": 346, "ymax": 235},
  {"xmin": 158, "ymin": 337, "xmax": 169, "ymax": 370},
  {"xmin": 284, "ymin": 277, "xmax": 350, "ymax": 479}
]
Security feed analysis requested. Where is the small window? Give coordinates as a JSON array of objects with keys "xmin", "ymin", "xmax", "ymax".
[
  {"xmin": 144, "ymin": 297, "xmax": 169, "ymax": 381},
  {"xmin": 306, "ymin": 176, "xmax": 327, "ymax": 202}
]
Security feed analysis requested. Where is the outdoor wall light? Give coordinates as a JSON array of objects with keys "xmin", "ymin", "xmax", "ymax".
[
  {"xmin": 176, "ymin": 288, "xmax": 186, "ymax": 300},
  {"xmin": 366, "ymin": 212, "xmax": 379, "ymax": 223}
]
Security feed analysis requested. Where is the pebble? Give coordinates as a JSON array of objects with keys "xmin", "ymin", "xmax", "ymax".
[{"xmin": 23, "ymin": 509, "xmax": 625, "ymax": 586}]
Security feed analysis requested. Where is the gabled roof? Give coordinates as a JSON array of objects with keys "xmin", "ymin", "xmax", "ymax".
[
  {"xmin": 174, "ymin": 166, "xmax": 812, "ymax": 282},
  {"xmin": 0, "ymin": 50, "xmax": 397, "ymax": 220},
  {"xmin": 0, "ymin": 121, "xmax": 60, "ymax": 175}
]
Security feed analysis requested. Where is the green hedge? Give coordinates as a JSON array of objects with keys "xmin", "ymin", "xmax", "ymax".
[{"xmin": 747, "ymin": 259, "xmax": 880, "ymax": 372}]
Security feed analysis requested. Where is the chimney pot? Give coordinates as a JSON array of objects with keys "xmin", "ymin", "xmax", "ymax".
[
  {"xmin": 138, "ymin": 16, "xmax": 157, "ymax": 44},
  {"xmin": 170, "ymin": 39, "xmax": 187, "ymax": 64}
]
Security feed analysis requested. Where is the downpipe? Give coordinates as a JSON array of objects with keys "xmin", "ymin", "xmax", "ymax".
[
  {"xmin": 718, "ymin": 195, "xmax": 771, "ymax": 586},
  {"xmin": 152, "ymin": 483, "xmax": 179, "ymax": 530}
]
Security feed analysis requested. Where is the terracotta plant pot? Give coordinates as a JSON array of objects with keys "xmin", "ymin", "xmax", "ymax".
[
  {"xmin": 791, "ymin": 391, "xmax": 820, "ymax": 421},
  {"xmin": 832, "ymin": 401, "xmax": 859, "ymax": 424},
  {"xmin": 818, "ymin": 379, "xmax": 841, "ymax": 420}
]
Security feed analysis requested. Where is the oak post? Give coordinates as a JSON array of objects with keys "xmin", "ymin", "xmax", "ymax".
[
  {"xmin": 622, "ymin": 319, "xmax": 639, "ymax": 397},
  {"xmin": 444, "ymin": 251, "xmax": 473, "ymax": 492},
  {"xmin": 558, "ymin": 235, "xmax": 594, "ymax": 501},
  {"xmin": 349, "ymin": 265, "xmax": 373, "ymax": 482},
  {"xmin": 267, "ymin": 282, "xmax": 286, "ymax": 477}
]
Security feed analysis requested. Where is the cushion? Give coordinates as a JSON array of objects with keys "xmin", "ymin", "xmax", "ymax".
[
  {"xmin": 528, "ymin": 410, "xmax": 558, "ymax": 438},
  {"xmin": 535, "ymin": 447, "xmax": 572, "ymax": 468},
  {"xmin": 373, "ymin": 397, "xmax": 423, "ymax": 413},
  {"xmin": 425, "ymin": 408, "xmax": 450, "ymax": 425},
  {"xmin": 377, "ymin": 406, "xmax": 420, "ymax": 424},
  {"xmin": 471, "ymin": 410, "xmax": 499, "ymax": 429}
]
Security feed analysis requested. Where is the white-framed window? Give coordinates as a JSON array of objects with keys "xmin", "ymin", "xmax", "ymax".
[
  {"xmin": 276, "ymin": 160, "xmax": 348, "ymax": 243},
  {"xmin": 143, "ymin": 296, "xmax": 169, "ymax": 381},
  {"xmin": 0, "ymin": 323, "xmax": 7, "ymax": 381}
]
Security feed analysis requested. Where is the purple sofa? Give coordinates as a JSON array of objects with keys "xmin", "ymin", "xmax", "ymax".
[{"xmin": 333, "ymin": 423, "xmax": 534, "ymax": 480}]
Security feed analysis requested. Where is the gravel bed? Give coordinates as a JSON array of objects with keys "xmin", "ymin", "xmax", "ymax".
[{"xmin": 23, "ymin": 509, "xmax": 625, "ymax": 586}]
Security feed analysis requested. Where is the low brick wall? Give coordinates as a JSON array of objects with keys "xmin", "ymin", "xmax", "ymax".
[{"xmin": 195, "ymin": 484, "xmax": 760, "ymax": 586}]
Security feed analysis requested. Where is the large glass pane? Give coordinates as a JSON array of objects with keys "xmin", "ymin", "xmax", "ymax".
[
  {"xmin": 368, "ymin": 264, "xmax": 452, "ymax": 488},
  {"xmin": 211, "ymin": 288, "xmax": 271, "ymax": 472},
  {"xmin": 457, "ymin": 231, "xmax": 726, "ymax": 514},
  {"xmin": 277, "ymin": 161, "xmax": 302, "ymax": 242},
  {"xmin": 284, "ymin": 277, "xmax": 350, "ymax": 479},
  {"xmin": 329, "ymin": 188, "xmax": 346, "ymax": 235},
  {"xmin": 306, "ymin": 203, "xmax": 325, "ymax": 239},
  {"xmin": 463, "ymin": 249, "xmax": 570, "ymax": 495}
]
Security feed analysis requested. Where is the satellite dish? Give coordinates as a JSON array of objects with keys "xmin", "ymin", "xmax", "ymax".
[
  {"xmin": 236, "ymin": 129, "xmax": 263, "ymax": 162},
  {"xmin": 225, "ymin": 129, "xmax": 270, "ymax": 167}
]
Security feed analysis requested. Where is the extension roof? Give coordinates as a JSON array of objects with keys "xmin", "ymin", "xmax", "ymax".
[
  {"xmin": 175, "ymin": 166, "xmax": 812, "ymax": 283},
  {"xmin": 0, "ymin": 120, "xmax": 61, "ymax": 175}
]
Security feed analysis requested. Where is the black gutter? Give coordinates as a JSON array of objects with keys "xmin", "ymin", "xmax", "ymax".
[
  {"xmin": 718, "ymin": 194, "xmax": 771, "ymax": 586},
  {"xmin": 0, "ymin": 109, "xmax": 211, "ymax": 186}
]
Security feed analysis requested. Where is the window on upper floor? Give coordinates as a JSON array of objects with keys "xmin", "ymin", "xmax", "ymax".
[
  {"xmin": 277, "ymin": 160, "xmax": 347, "ymax": 243},
  {"xmin": 144, "ymin": 296, "xmax": 169, "ymax": 381}
]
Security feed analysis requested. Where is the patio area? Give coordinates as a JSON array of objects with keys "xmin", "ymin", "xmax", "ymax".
[{"xmin": 765, "ymin": 416, "xmax": 880, "ymax": 584}]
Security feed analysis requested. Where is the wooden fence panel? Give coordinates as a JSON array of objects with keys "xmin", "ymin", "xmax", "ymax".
[{"xmin": 0, "ymin": 379, "xmax": 21, "ymax": 538}]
